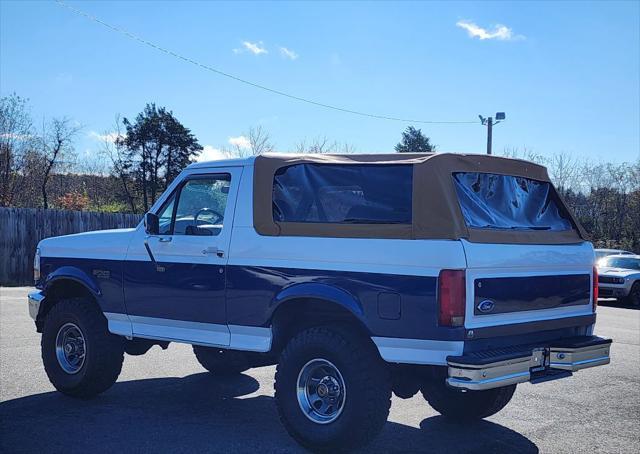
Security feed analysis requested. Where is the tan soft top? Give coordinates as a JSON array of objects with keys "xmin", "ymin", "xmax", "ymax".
[{"xmin": 252, "ymin": 153, "xmax": 588, "ymax": 244}]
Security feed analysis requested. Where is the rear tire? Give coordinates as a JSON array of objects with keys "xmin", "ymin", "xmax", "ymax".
[
  {"xmin": 192, "ymin": 346, "xmax": 251, "ymax": 375},
  {"xmin": 274, "ymin": 324, "xmax": 391, "ymax": 451},
  {"xmin": 421, "ymin": 381, "xmax": 516, "ymax": 420},
  {"xmin": 41, "ymin": 297, "xmax": 124, "ymax": 398}
]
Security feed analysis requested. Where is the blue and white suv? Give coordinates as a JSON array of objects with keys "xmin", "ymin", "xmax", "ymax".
[{"xmin": 29, "ymin": 153, "xmax": 611, "ymax": 450}]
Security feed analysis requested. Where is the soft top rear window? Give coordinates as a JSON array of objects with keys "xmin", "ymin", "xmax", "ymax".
[
  {"xmin": 273, "ymin": 164, "xmax": 412, "ymax": 224},
  {"xmin": 453, "ymin": 172, "xmax": 573, "ymax": 231}
]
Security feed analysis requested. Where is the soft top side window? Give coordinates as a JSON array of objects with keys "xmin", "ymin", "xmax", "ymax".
[{"xmin": 273, "ymin": 164, "xmax": 413, "ymax": 224}]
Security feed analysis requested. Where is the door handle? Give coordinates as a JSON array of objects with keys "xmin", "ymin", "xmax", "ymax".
[
  {"xmin": 202, "ymin": 247, "xmax": 224, "ymax": 257},
  {"xmin": 158, "ymin": 236, "xmax": 172, "ymax": 243}
]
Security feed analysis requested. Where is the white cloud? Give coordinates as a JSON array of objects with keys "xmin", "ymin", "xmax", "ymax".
[
  {"xmin": 456, "ymin": 20, "xmax": 523, "ymax": 41},
  {"xmin": 196, "ymin": 145, "xmax": 234, "ymax": 162},
  {"xmin": 234, "ymin": 41, "xmax": 268, "ymax": 55},
  {"xmin": 279, "ymin": 46, "xmax": 298, "ymax": 60},
  {"xmin": 88, "ymin": 131, "xmax": 125, "ymax": 143},
  {"xmin": 228, "ymin": 135, "xmax": 251, "ymax": 150}
]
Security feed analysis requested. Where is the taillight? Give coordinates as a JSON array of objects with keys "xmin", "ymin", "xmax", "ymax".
[
  {"xmin": 592, "ymin": 266, "xmax": 598, "ymax": 311},
  {"xmin": 438, "ymin": 270, "xmax": 466, "ymax": 327}
]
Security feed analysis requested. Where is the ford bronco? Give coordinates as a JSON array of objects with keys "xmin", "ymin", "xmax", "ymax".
[{"xmin": 29, "ymin": 153, "xmax": 611, "ymax": 450}]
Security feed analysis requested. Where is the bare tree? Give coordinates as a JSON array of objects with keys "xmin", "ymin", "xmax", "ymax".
[
  {"xmin": 295, "ymin": 136, "xmax": 338, "ymax": 154},
  {"xmin": 340, "ymin": 142, "xmax": 357, "ymax": 154},
  {"xmin": 0, "ymin": 93, "xmax": 35, "ymax": 206},
  {"xmin": 248, "ymin": 125, "xmax": 274, "ymax": 155},
  {"xmin": 230, "ymin": 125, "xmax": 275, "ymax": 157},
  {"xmin": 500, "ymin": 146, "xmax": 546, "ymax": 165},
  {"xmin": 546, "ymin": 152, "xmax": 580, "ymax": 196},
  {"xmin": 100, "ymin": 115, "xmax": 137, "ymax": 213},
  {"xmin": 40, "ymin": 117, "xmax": 80, "ymax": 209},
  {"xmin": 294, "ymin": 136, "xmax": 357, "ymax": 154}
]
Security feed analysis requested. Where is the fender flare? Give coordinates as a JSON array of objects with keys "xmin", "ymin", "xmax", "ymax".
[
  {"xmin": 43, "ymin": 266, "xmax": 102, "ymax": 301},
  {"xmin": 269, "ymin": 282, "xmax": 364, "ymax": 320}
]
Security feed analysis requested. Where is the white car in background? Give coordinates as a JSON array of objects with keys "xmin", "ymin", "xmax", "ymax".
[{"xmin": 597, "ymin": 255, "xmax": 640, "ymax": 306}]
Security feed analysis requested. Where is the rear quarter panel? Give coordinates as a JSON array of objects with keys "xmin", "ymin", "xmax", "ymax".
[{"xmin": 227, "ymin": 227, "xmax": 467, "ymax": 340}]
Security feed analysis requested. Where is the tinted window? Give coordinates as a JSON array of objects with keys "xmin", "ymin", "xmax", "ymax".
[
  {"xmin": 273, "ymin": 164, "xmax": 412, "ymax": 224},
  {"xmin": 453, "ymin": 172, "xmax": 573, "ymax": 231}
]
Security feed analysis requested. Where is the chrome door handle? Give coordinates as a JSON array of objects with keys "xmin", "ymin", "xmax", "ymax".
[
  {"xmin": 202, "ymin": 247, "xmax": 224, "ymax": 257},
  {"xmin": 158, "ymin": 236, "xmax": 172, "ymax": 243}
]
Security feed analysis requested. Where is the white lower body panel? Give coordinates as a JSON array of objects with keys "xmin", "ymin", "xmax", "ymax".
[
  {"xmin": 104, "ymin": 312, "xmax": 272, "ymax": 352},
  {"xmin": 372, "ymin": 336, "xmax": 464, "ymax": 365}
]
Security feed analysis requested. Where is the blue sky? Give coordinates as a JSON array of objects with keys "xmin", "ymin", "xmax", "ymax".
[{"xmin": 1, "ymin": 0, "xmax": 639, "ymax": 163}]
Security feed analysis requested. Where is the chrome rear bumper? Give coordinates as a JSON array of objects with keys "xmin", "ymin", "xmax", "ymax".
[{"xmin": 447, "ymin": 336, "xmax": 611, "ymax": 391}]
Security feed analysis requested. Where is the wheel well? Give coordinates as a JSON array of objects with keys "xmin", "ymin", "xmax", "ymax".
[
  {"xmin": 270, "ymin": 297, "xmax": 371, "ymax": 356},
  {"xmin": 36, "ymin": 279, "xmax": 97, "ymax": 332}
]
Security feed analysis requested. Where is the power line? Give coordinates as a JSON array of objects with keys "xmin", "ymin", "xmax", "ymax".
[{"xmin": 55, "ymin": 0, "xmax": 477, "ymax": 125}]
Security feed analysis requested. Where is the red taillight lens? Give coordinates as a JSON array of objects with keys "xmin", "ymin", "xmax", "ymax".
[
  {"xmin": 438, "ymin": 270, "xmax": 466, "ymax": 327},
  {"xmin": 592, "ymin": 266, "xmax": 598, "ymax": 311}
]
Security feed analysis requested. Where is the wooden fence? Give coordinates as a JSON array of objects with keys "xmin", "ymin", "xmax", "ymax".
[{"xmin": 0, "ymin": 207, "xmax": 142, "ymax": 286}]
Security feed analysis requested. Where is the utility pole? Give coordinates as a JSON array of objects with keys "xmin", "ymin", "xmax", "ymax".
[
  {"xmin": 486, "ymin": 117, "xmax": 493, "ymax": 155},
  {"xmin": 479, "ymin": 112, "xmax": 505, "ymax": 155}
]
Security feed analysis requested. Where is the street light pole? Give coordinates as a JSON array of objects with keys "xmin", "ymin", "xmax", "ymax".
[
  {"xmin": 479, "ymin": 112, "xmax": 505, "ymax": 155},
  {"xmin": 486, "ymin": 117, "xmax": 493, "ymax": 155}
]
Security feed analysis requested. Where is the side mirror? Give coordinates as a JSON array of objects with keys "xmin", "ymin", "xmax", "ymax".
[{"xmin": 144, "ymin": 212, "xmax": 159, "ymax": 235}]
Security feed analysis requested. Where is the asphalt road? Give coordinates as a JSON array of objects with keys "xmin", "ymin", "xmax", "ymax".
[{"xmin": 1, "ymin": 287, "xmax": 638, "ymax": 454}]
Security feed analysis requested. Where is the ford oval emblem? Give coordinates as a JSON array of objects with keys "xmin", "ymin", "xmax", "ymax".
[{"xmin": 477, "ymin": 300, "xmax": 495, "ymax": 313}]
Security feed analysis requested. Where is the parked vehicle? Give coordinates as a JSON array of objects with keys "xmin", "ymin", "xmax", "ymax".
[
  {"xmin": 594, "ymin": 248, "xmax": 634, "ymax": 266},
  {"xmin": 28, "ymin": 153, "xmax": 611, "ymax": 451},
  {"xmin": 597, "ymin": 254, "xmax": 640, "ymax": 306}
]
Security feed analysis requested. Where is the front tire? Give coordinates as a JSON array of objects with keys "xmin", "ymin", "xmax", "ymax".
[
  {"xmin": 626, "ymin": 282, "xmax": 640, "ymax": 306},
  {"xmin": 274, "ymin": 325, "xmax": 391, "ymax": 451},
  {"xmin": 421, "ymin": 381, "xmax": 516, "ymax": 420},
  {"xmin": 41, "ymin": 297, "xmax": 124, "ymax": 398}
]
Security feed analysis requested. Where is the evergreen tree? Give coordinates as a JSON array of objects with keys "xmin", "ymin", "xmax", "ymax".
[
  {"xmin": 394, "ymin": 126, "xmax": 435, "ymax": 153},
  {"xmin": 121, "ymin": 103, "xmax": 202, "ymax": 211}
]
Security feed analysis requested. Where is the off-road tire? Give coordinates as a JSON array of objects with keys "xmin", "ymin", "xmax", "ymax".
[
  {"xmin": 274, "ymin": 324, "xmax": 391, "ymax": 451},
  {"xmin": 421, "ymin": 381, "xmax": 516, "ymax": 420},
  {"xmin": 41, "ymin": 297, "xmax": 124, "ymax": 398},
  {"xmin": 192, "ymin": 346, "xmax": 251, "ymax": 375},
  {"xmin": 626, "ymin": 282, "xmax": 640, "ymax": 306}
]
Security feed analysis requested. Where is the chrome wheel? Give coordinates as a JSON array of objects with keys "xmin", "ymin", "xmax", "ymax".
[
  {"xmin": 297, "ymin": 358, "xmax": 346, "ymax": 424},
  {"xmin": 55, "ymin": 322, "xmax": 86, "ymax": 374}
]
